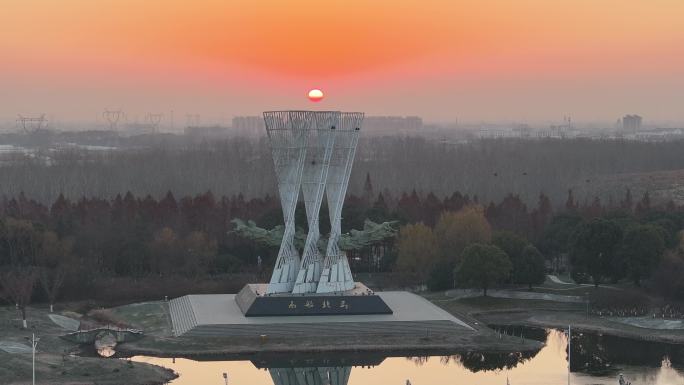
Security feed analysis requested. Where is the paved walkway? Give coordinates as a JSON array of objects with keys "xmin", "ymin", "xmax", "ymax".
[
  {"xmin": 48, "ymin": 314, "xmax": 80, "ymax": 331},
  {"xmin": 545, "ymin": 275, "xmax": 622, "ymax": 290},
  {"xmin": 609, "ymin": 317, "xmax": 684, "ymax": 330},
  {"xmin": 445, "ymin": 288, "xmax": 584, "ymax": 303},
  {"xmin": 0, "ymin": 341, "xmax": 32, "ymax": 354},
  {"xmin": 547, "ymin": 274, "xmax": 575, "ymax": 285}
]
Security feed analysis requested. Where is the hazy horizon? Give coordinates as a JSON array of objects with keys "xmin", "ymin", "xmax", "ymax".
[{"xmin": 2, "ymin": 0, "xmax": 684, "ymax": 123}]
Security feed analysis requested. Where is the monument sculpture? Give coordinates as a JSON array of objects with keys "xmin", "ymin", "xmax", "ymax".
[
  {"xmin": 264, "ymin": 111, "xmax": 361, "ymax": 294},
  {"xmin": 168, "ymin": 108, "xmax": 471, "ymax": 337},
  {"xmin": 235, "ymin": 110, "xmax": 392, "ymax": 316}
]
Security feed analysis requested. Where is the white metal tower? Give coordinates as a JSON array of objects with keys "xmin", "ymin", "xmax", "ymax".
[
  {"xmin": 263, "ymin": 110, "xmax": 363, "ymax": 295},
  {"xmin": 292, "ymin": 111, "xmax": 338, "ymax": 294},
  {"xmin": 269, "ymin": 366, "xmax": 351, "ymax": 385},
  {"xmin": 317, "ymin": 112, "xmax": 363, "ymax": 293},
  {"xmin": 264, "ymin": 111, "xmax": 310, "ymax": 294}
]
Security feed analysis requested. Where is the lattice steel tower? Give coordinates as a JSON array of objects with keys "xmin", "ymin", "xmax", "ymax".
[
  {"xmin": 103, "ymin": 109, "xmax": 123, "ymax": 131},
  {"xmin": 17, "ymin": 114, "xmax": 48, "ymax": 133}
]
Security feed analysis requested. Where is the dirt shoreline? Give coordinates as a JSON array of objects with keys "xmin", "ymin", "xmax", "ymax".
[
  {"xmin": 475, "ymin": 309, "xmax": 684, "ymax": 345},
  {"xmin": 117, "ymin": 332, "xmax": 544, "ymax": 359}
]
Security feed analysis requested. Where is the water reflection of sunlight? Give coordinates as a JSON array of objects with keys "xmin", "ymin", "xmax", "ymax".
[{"xmin": 130, "ymin": 329, "xmax": 684, "ymax": 385}]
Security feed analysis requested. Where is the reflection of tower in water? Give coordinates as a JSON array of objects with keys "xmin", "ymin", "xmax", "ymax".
[
  {"xmin": 255, "ymin": 353, "xmax": 383, "ymax": 385},
  {"xmin": 269, "ymin": 366, "xmax": 351, "ymax": 385}
]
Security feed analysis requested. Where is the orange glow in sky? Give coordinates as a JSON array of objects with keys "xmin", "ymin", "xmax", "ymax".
[{"xmin": 1, "ymin": 0, "xmax": 683, "ymax": 122}]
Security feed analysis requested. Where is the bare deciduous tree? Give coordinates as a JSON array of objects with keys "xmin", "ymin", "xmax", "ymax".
[
  {"xmin": 40, "ymin": 267, "xmax": 66, "ymax": 313},
  {"xmin": 35, "ymin": 231, "xmax": 73, "ymax": 312},
  {"xmin": 0, "ymin": 266, "xmax": 38, "ymax": 328}
]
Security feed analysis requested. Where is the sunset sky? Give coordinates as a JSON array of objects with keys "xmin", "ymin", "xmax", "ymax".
[{"xmin": 1, "ymin": 0, "xmax": 683, "ymax": 124}]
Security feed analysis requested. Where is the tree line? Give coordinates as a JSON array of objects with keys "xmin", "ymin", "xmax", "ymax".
[
  {"xmin": 3, "ymin": 136, "xmax": 684, "ymax": 207},
  {"xmin": 394, "ymin": 186, "xmax": 684, "ymax": 298},
  {"xmin": 1, "ymin": 172, "xmax": 683, "ymax": 327}
]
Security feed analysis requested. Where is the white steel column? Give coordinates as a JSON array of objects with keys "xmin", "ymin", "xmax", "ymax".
[
  {"xmin": 317, "ymin": 112, "xmax": 363, "ymax": 293},
  {"xmin": 264, "ymin": 111, "xmax": 310, "ymax": 294},
  {"xmin": 292, "ymin": 111, "xmax": 338, "ymax": 294}
]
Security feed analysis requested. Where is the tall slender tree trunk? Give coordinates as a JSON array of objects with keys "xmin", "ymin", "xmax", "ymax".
[{"xmin": 21, "ymin": 307, "xmax": 27, "ymax": 329}]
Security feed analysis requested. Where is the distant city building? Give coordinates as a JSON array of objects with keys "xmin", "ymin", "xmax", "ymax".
[
  {"xmin": 513, "ymin": 124, "xmax": 532, "ymax": 138},
  {"xmin": 634, "ymin": 127, "xmax": 684, "ymax": 142},
  {"xmin": 537, "ymin": 125, "xmax": 568, "ymax": 139},
  {"xmin": 477, "ymin": 128, "xmax": 514, "ymax": 139},
  {"xmin": 622, "ymin": 114, "xmax": 642, "ymax": 133},
  {"xmin": 537, "ymin": 116, "xmax": 576, "ymax": 139},
  {"xmin": 362, "ymin": 116, "xmax": 422, "ymax": 134},
  {"xmin": 232, "ymin": 116, "xmax": 265, "ymax": 137}
]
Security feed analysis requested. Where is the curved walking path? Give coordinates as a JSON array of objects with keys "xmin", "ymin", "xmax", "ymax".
[
  {"xmin": 547, "ymin": 274, "xmax": 575, "ymax": 285},
  {"xmin": 0, "ymin": 341, "xmax": 32, "ymax": 354},
  {"xmin": 609, "ymin": 317, "xmax": 684, "ymax": 330},
  {"xmin": 48, "ymin": 314, "xmax": 80, "ymax": 331},
  {"xmin": 444, "ymin": 288, "xmax": 584, "ymax": 303}
]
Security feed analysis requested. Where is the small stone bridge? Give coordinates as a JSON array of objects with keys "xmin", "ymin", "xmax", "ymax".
[{"xmin": 61, "ymin": 326, "xmax": 143, "ymax": 344}]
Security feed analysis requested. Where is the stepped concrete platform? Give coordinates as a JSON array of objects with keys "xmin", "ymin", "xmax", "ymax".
[{"xmin": 169, "ymin": 291, "xmax": 473, "ymax": 337}]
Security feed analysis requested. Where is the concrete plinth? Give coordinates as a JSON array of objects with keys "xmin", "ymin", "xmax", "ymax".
[{"xmin": 169, "ymin": 290, "xmax": 473, "ymax": 337}]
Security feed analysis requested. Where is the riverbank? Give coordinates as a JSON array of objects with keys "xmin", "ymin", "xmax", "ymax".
[
  {"xmin": 8, "ymin": 288, "xmax": 684, "ymax": 385},
  {"xmin": 428, "ymin": 293, "xmax": 684, "ymax": 345},
  {"xmin": 117, "ymin": 330, "xmax": 542, "ymax": 359},
  {"xmin": 0, "ymin": 299, "xmax": 543, "ymax": 384}
]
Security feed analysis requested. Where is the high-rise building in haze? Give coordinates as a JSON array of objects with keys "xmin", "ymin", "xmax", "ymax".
[{"xmin": 622, "ymin": 114, "xmax": 642, "ymax": 133}]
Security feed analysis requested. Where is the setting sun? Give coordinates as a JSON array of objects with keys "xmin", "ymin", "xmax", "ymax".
[{"xmin": 308, "ymin": 89, "xmax": 324, "ymax": 102}]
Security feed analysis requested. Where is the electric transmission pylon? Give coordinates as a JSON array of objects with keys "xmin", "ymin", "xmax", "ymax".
[
  {"xmin": 103, "ymin": 109, "xmax": 124, "ymax": 131},
  {"xmin": 145, "ymin": 113, "xmax": 164, "ymax": 133},
  {"xmin": 16, "ymin": 114, "xmax": 48, "ymax": 133}
]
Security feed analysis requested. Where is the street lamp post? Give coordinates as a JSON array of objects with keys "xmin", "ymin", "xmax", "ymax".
[
  {"xmin": 26, "ymin": 333, "xmax": 40, "ymax": 385},
  {"xmin": 567, "ymin": 325, "xmax": 571, "ymax": 385}
]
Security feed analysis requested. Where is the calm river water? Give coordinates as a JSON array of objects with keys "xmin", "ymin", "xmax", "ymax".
[{"xmin": 131, "ymin": 329, "xmax": 684, "ymax": 385}]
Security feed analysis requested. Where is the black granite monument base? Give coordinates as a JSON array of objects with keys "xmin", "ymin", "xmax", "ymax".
[{"xmin": 235, "ymin": 283, "xmax": 393, "ymax": 317}]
